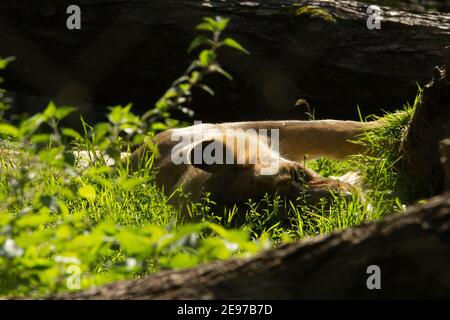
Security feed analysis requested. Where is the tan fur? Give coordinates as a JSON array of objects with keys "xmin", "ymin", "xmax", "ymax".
[
  {"xmin": 217, "ymin": 120, "xmax": 381, "ymax": 161},
  {"xmin": 130, "ymin": 120, "xmax": 379, "ymax": 218},
  {"xmin": 73, "ymin": 150, "xmax": 129, "ymax": 168}
]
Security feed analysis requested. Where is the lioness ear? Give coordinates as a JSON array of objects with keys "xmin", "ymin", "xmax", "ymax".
[{"xmin": 188, "ymin": 139, "xmax": 238, "ymax": 174}]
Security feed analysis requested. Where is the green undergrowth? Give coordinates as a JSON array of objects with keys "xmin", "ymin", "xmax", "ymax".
[
  {"xmin": 309, "ymin": 103, "xmax": 416, "ymax": 222},
  {"xmin": 0, "ymin": 16, "xmax": 416, "ymax": 298}
]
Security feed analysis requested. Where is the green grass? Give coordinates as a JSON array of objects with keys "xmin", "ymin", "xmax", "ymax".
[
  {"xmin": 0, "ymin": 93, "xmax": 416, "ymax": 299},
  {"xmin": 0, "ymin": 17, "xmax": 419, "ymax": 298}
]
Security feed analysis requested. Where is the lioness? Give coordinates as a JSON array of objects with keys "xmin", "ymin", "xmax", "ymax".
[{"xmin": 130, "ymin": 120, "xmax": 379, "ymax": 218}]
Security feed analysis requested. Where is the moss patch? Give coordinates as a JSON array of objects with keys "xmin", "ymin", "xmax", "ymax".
[{"xmin": 280, "ymin": 5, "xmax": 337, "ymax": 23}]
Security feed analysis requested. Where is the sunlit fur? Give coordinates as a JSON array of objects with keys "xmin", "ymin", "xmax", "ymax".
[{"xmin": 130, "ymin": 121, "xmax": 372, "ymax": 218}]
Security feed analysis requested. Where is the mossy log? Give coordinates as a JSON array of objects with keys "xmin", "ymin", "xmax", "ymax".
[
  {"xmin": 0, "ymin": 0, "xmax": 449, "ymax": 122},
  {"xmin": 51, "ymin": 192, "xmax": 450, "ymax": 299}
]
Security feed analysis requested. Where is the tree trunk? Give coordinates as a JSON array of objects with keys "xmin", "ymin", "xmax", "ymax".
[
  {"xmin": 0, "ymin": 0, "xmax": 449, "ymax": 123},
  {"xmin": 51, "ymin": 192, "xmax": 450, "ymax": 300},
  {"xmin": 400, "ymin": 46, "xmax": 450, "ymax": 197}
]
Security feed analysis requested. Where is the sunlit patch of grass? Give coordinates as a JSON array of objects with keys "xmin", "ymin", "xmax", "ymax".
[
  {"xmin": 352, "ymin": 99, "xmax": 417, "ymax": 203},
  {"xmin": 0, "ymin": 28, "xmax": 418, "ymax": 298},
  {"xmin": 0, "ymin": 98, "xmax": 415, "ymax": 298},
  {"xmin": 0, "ymin": 17, "xmax": 265, "ymax": 298}
]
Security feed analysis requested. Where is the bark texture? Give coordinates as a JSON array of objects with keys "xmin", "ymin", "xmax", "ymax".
[
  {"xmin": 401, "ymin": 46, "xmax": 450, "ymax": 197},
  {"xmin": 0, "ymin": 0, "xmax": 449, "ymax": 122}
]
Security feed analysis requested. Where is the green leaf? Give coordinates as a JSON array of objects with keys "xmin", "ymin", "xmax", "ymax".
[
  {"xmin": 108, "ymin": 106, "xmax": 124, "ymax": 124},
  {"xmin": 203, "ymin": 17, "xmax": 218, "ymax": 27},
  {"xmin": 37, "ymin": 266, "xmax": 61, "ymax": 287},
  {"xmin": 163, "ymin": 88, "xmax": 178, "ymax": 100},
  {"xmin": 93, "ymin": 123, "xmax": 111, "ymax": 140},
  {"xmin": 107, "ymin": 104, "xmax": 134, "ymax": 125},
  {"xmin": 44, "ymin": 101, "xmax": 57, "ymax": 118},
  {"xmin": 151, "ymin": 122, "xmax": 168, "ymax": 131},
  {"xmin": 190, "ymin": 71, "xmax": 202, "ymax": 84},
  {"xmin": 165, "ymin": 252, "xmax": 199, "ymax": 269},
  {"xmin": 198, "ymin": 238, "xmax": 231, "ymax": 260},
  {"xmin": 15, "ymin": 229, "xmax": 53, "ymax": 247},
  {"xmin": 198, "ymin": 50, "xmax": 216, "ymax": 66},
  {"xmin": 65, "ymin": 232, "xmax": 104, "ymax": 252},
  {"xmin": 0, "ymin": 213, "xmax": 13, "ymax": 226},
  {"xmin": 116, "ymin": 229, "xmax": 152, "ymax": 258},
  {"xmin": 119, "ymin": 123, "xmax": 139, "ymax": 135},
  {"xmin": 55, "ymin": 225, "xmax": 72, "ymax": 240},
  {"xmin": 57, "ymin": 200, "xmax": 70, "ymax": 216},
  {"xmin": 188, "ymin": 36, "xmax": 209, "ymax": 53},
  {"xmin": 223, "ymin": 38, "xmax": 249, "ymax": 54},
  {"xmin": 62, "ymin": 128, "xmax": 83, "ymax": 141},
  {"xmin": 19, "ymin": 114, "xmax": 46, "ymax": 136},
  {"xmin": 157, "ymin": 223, "xmax": 206, "ymax": 251},
  {"xmin": 16, "ymin": 213, "xmax": 56, "ymax": 229},
  {"xmin": 171, "ymin": 75, "xmax": 190, "ymax": 87},
  {"xmin": 95, "ymin": 221, "xmax": 119, "ymax": 236},
  {"xmin": 196, "ymin": 22, "xmax": 215, "ymax": 33},
  {"xmin": 139, "ymin": 225, "xmax": 165, "ymax": 241},
  {"xmin": 198, "ymin": 84, "xmax": 215, "ymax": 96},
  {"xmin": 210, "ymin": 65, "xmax": 233, "ymax": 81},
  {"xmin": 207, "ymin": 222, "xmax": 249, "ymax": 245},
  {"xmin": 117, "ymin": 176, "xmax": 145, "ymax": 191},
  {"xmin": 55, "ymin": 107, "xmax": 77, "ymax": 120},
  {"xmin": 31, "ymin": 133, "xmax": 51, "ymax": 144},
  {"xmin": 0, "ymin": 123, "xmax": 19, "ymax": 137},
  {"xmin": 214, "ymin": 17, "xmax": 230, "ymax": 31},
  {"xmin": 20, "ymin": 258, "xmax": 54, "ymax": 270},
  {"xmin": 38, "ymin": 146, "xmax": 65, "ymax": 164},
  {"xmin": 78, "ymin": 185, "xmax": 97, "ymax": 201},
  {"xmin": 0, "ymin": 57, "xmax": 15, "ymax": 70}
]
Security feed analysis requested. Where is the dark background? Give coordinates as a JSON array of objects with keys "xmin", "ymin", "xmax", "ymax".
[{"xmin": 0, "ymin": 0, "xmax": 449, "ymax": 127}]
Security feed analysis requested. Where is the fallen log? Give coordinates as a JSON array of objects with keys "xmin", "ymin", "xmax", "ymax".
[
  {"xmin": 51, "ymin": 192, "xmax": 450, "ymax": 300},
  {"xmin": 0, "ymin": 0, "xmax": 449, "ymax": 122}
]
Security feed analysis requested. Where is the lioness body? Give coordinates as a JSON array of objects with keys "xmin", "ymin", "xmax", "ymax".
[
  {"xmin": 217, "ymin": 120, "xmax": 379, "ymax": 161},
  {"xmin": 131, "ymin": 120, "xmax": 379, "ymax": 216},
  {"xmin": 134, "ymin": 120, "xmax": 378, "ymax": 164}
]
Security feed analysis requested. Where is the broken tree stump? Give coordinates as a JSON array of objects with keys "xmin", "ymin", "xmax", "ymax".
[{"xmin": 401, "ymin": 46, "xmax": 450, "ymax": 198}]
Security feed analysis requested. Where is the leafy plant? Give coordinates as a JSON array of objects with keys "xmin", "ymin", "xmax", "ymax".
[
  {"xmin": 141, "ymin": 16, "xmax": 249, "ymax": 131},
  {"xmin": 0, "ymin": 16, "xmax": 416, "ymax": 298},
  {"xmin": 0, "ymin": 17, "xmax": 263, "ymax": 298},
  {"xmin": 0, "ymin": 57, "xmax": 15, "ymax": 121}
]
